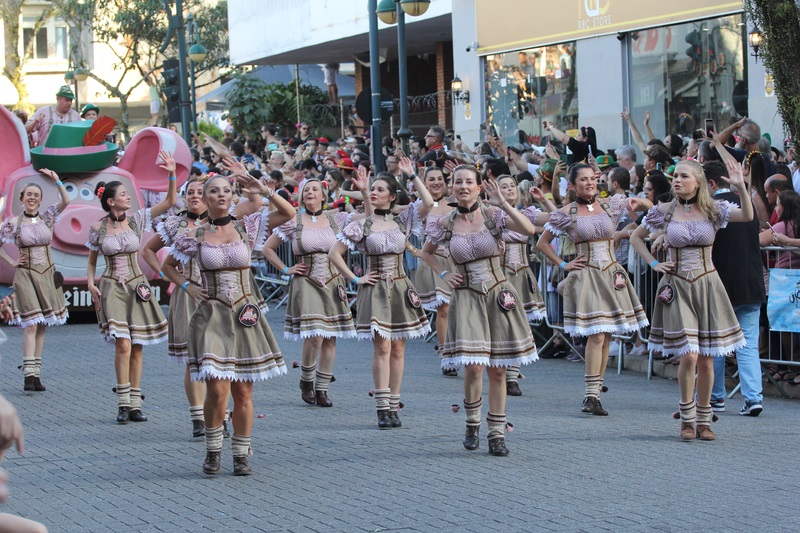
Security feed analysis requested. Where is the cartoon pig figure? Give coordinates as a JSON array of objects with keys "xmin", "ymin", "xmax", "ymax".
[{"xmin": 0, "ymin": 106, "xmax": 190, "ymax": 311}]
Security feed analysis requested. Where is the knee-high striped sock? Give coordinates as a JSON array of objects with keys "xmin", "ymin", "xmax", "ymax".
[
  {"xmin": 300, "ymin": 364, "xmax": 316, "ymax": 383},
  {"xmin": 486, "ymin": 412, "xmax": 507, "ymax": 440},
  {"xmin": 389, "ymin": 394, "xmax": 400, "ymax": 413},
  {"xmin": 464, "ymin": 398, "xmax": 482, "ymax": 428},
  {"xmin": 34, "ymin": 358, "xmax": 42, "ymax": 378},
  {"xmin": 315, "ymin": 371, "xmax": 332, "ymax": 392},
  {"xmin": 506, "ymin": 366, "xmax": 520, "ymax": 383},
  {"xmin": 189, "ymin": 405, "xmax": 204, "ymax": 422},
  {"xmin": 130, "ymin": 388, "xmax": 142, "ymax": 411},
  {"xmin": 696, "ymin": 404, "xmax": 712, "ymax": 427},
  {"xmin": 584, "ymin": 374, "xmax": 603, "ymax": 399},
  {"xmin": 205, "ymin": 425, "xmax": 224, "ymax": 453},
  {"xmin": 22, "ymin": 357, "xmax": 35, "ymax": 378},
  {"xmin": 374, "ymin": 388, "xmax": 390, "ymax": 411},
  {"xmin": 231, "ymin": 434, "xmax": 251, "ymax": 457},
  {"xmin": 679, "ymin": 400, "xmax": 696, "ymax": 424},
  {"xmin": 116, "ymin": 383, "xmax": 131, "ymax": 408}
]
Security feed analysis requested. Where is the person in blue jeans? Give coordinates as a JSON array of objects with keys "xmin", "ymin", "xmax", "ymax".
[{"xmin": 705, "ymin": 160, "xmax": 764, "ymax": 416}]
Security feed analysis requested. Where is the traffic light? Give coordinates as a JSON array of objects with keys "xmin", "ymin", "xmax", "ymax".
[{"xmin": 162, "ymin": 58, "xmax": 181, "ymax": 123}]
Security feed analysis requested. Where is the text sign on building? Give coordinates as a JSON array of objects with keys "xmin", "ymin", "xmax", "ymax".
[{"xmin": 477, "ymin": 0, "xmax": 743, "ymax": 54}]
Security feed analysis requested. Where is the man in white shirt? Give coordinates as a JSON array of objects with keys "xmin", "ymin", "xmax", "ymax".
[{"xmin": 25, "ymin": 85, "xmax": 81, "ymax": 146}]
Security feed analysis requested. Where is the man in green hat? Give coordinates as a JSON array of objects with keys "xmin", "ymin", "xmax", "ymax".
[{"xmin": 24, "ymin": 84, "xmax": 81, "ymax": 147}]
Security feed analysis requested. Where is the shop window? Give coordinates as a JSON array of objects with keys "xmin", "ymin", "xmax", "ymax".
[
  {"xmin": 628, "ymin": 14, "xmax": 747, "ymax": 142},
  {"xmin": 484, "ymin": 43, "xmax": 578, "ymax": 145}
]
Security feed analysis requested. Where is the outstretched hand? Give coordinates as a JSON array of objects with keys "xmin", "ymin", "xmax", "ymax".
[
  {"xmin": 221, "ymin": 156, "xmax": 247, "ymax": 176},
  {"xmin": 483, "ymin": 178, "xmax": 505, "ymax": 207},
  {"xmin": 398, "ymin": 156, "xmax": 416, "ymax": 177},
  {"xmin": 158, "ymin": 150, "xmax": 177, "ymax": 174},
  {"xmin": 352, "ymin": 164, "xmax": 370, "ymax": 191},
  {"xmin": 721, "ymin": 159, "xmax": 745, "ymax": 188}
]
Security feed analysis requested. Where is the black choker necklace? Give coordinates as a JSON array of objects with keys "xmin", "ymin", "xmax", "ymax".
[
  {"xmin": 24, "ymin": 211, "xmax": 40, "ymax": 224},
  {"xmin": 208, "ymin": 215, "xmax": 232, "ymax": 232},
  {"xmin": 457, "ymin": 201, "xmax": 480, "ymax": 221},
  {"xmin": 108, "ymin": 212, "xmax": 126, "ymax": 228},
  {"xmin": 187, "ymin": 210, "xmax": 208, "ymax": 220},
  {"xmin": 374, "ymin": 208, "xmax": 392, "ymax": 221},
  {"xmin": 678, "ymin": 194, "xmax": 698, "ymax": 213},
  {"xmin": 307, "ymin": 208, "xmax": 324, "ymax": 222},
  {"xmin": 576, "ymin": 195, "xmax": 596, "ymax": 212},
  {"xmin": 432, "ymin": 195, "xmax": 444, "ymax": 207}
]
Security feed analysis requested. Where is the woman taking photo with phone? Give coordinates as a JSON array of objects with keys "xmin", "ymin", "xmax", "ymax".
[
  {"xmin": 0, "ymin": 169, "xmax": 70, "ymax": 392},
  {"xmin": 163, "ymin": 170, "xmax": 294, "ymax": 476},
  {"xmin": 421, "ymin": 165, "xmax": 538, "ymax": 456},
  {"xmin": 86, "ymin": 151, "xmax": 177, "ymax": 424},
  {"xmin": 329, "ymin": 169, "xmax": 430, "ymax": 430}
]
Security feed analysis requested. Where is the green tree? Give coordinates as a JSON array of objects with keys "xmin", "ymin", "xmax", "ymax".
[
  {"xmin": 746, "ymin": 0, "xmax": 800, "ymax": 146},
  {"xmin": 225, "ymin": 73, "xmax": 271, "ymax": 139},
  {"xmin": 1, "ymin": 0, "xmax": 53, "ymax": 112}
]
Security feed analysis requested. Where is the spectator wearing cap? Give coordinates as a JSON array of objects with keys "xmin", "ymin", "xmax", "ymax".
[
  {"xmin": 25, "ymin": 84, "xmax": 81, "ymax": 146},
  {"xmin": 536, "ymin": 158, "xmax": 564, "ymax": 205},
  {"xmin": 80, "ymin": 103, "xmax": 100, "ymax": 120},
  {"xmin": 643, "ymin": 143, "xmax": 671, "ymax": 171}
]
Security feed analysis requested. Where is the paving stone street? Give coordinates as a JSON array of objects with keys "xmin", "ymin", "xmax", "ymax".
[{"xmin": 0, "ymin": 309, "xmax": 798, "ymax": 532}]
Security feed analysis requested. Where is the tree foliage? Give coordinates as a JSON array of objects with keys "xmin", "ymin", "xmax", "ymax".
[{"xmin": 746, "ymin": 0, "xmax": 800, "ymax": 145}]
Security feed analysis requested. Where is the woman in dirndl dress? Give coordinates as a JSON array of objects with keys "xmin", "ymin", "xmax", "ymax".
[
  {"xmin": 329, "ymin": 170, "xmax": 430, "ymax": 430},
  {"xmin": 421, "ymin": 165, "xmax": 538, "ymax": 456},
  {"xmin": 262, "ymin": 177, "xmax": 356, "ymax": 407},
  {"xmin": 496, "ymin": 174, "xmax": 555, "ymax": 396},
  {"xmin": 162, "ymin": 173, "xmax": 295, "ymax": 476},
  {"xmin": 86, "ymin": 151, "xmax": 177, "ymax": 424},
  {"xmin": 408, "ymin": 164, "xmax": 458, "ymax": 376},
  {"xmin": 631, "ymin": 159, "xmax": 751, "ymax": 441},
  {"xmin": 0, "ymin": 169, "xmax": 70, "ymax": 392},
  {"xmin": 537, "ymin": 164, "xmax": 648, "ymax": 417}
]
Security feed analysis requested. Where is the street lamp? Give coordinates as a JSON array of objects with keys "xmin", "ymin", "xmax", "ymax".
[
  {"xmin": 186, "ymin": 13, "xmax": 207, "ymax": 133},
  {"xmin": 451, "ymin": 75, "xmax": 469, "ymax": 104},
  {"xmin": 748, "ymin": 27, "xmax": 763, "ymax": 61},
  {"xmin": 377, "ymin": 0, "xmax": 428, "ymax": 152}
]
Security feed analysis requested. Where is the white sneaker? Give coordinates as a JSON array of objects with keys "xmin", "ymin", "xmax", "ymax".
[
  {"xmin": 608, "ymin": 341, "xmax": 622, "ymax": 355},
  {"xmin": 629, "ymin": 344, "xmax": 648, "ymax": 356}
]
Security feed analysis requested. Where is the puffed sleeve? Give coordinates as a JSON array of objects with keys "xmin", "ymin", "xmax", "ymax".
[
  {"xmin": 606, "ymin": 194, "xmax": 629, "ymax": 226},
  {"xmin": 489, "ymin": 206, "xmax": 508, "ymax": 232},
  {"xmin": 399, "ymin": 201, "xmax": 423, "ymax": 237},
  {"xmin": 544, "ymin": 210, "xmax": 572, "ymax": 236},
  {"xmin": 0, "ymin": 220, "xmax": 17, "ymax": 245},
  {"xmin": 156, "ymin": 215, "xmax": 181, "ymax": 246},
  {"xmin": 338, "ymin": 219, "xmax": 365, "ymax": 251},
  {"xmin": 169, "ymin": 232, "xmax": 198, "ymax": 264},
  {"xmin": 132, "ymin": 208, "xmax": 152, "ymax": 234},
  {"xmin": 85, "ymin": 225, "xmax": 101, "ymax": 251},
  {"xmin": 521, "ymin": 205, "xmax": 542, "ymax": 224},
  {"xmin": 273, "ymin": 217, "xmax": 297, "ymax": 243},
  {"xmin": 715, "ymin": 200, "xmax": 733, "ymax": 229},
  {"xmin": 642, "ymin": 205, "xmax": 667, "ymax": 233},
  {"xmin": 332, "ymin": 210, "xmax": 350, "ymax": 231},
  {"xmin": 425, "ymin": 217, "xmax": 447, "ymax": 246},
  {"xmin": 242, "ymin": 210, "xmax": 271, "ymax": 251},
  {"xmin": 42, "ymin": 203, "xmax": 60, "ymax": 225}
]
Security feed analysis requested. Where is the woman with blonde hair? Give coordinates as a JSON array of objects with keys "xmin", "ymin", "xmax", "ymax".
[{"xmin": 631, "ymin": 158, "xmax": 752, "ymax": 441}]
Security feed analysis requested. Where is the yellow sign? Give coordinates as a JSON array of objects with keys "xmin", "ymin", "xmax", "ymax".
[{"xmin": 477, "ymin": 0, "xmax": 743, "ymax": 54}]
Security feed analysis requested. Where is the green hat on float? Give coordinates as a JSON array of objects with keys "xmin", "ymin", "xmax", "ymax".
[
  {"xmin": 537, "ymin": 158, "xmax": 558, "ymax": 183},
  {"xmin": 80, "ymin": 103, "xmax": 100, "ymax": 118},
  {"xmin": 30, "ymin": 121, "xmax": 119, "ymax": 173},
  {"xmin": 55, "ymin": 85, "xmax": 75, "ymax": 99},
  {"xmin": 595, "ymin": 154, "xmax": 617, "ymax": 169}
]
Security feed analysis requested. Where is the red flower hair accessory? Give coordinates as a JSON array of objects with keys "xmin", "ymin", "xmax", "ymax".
[{"xmin": 96, "ymin": 186, "xmax": 105, "ymax": 198}]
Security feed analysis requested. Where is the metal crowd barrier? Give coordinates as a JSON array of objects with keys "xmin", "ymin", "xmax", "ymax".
[{"xmin": 251, "ymin": 240, "xmax": 294, "ymax": 307}]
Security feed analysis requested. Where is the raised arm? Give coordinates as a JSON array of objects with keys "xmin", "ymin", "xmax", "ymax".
[
  {"xmin": 621, "ymin": 108, "xmax": 647, "ymax": 152},
  {"xmin": 643, "ymin": 111, "xmax": 656, "ymax": 141},
  {"xmin": 150, "ymin": 150, "xmax": 178, "ymax": 219},
  {"xmin": 40, "ymin": 169, "xmax": 70, "ymax": 213},
  {"xmin": 721, "ymin": 159, "xmax": 754, "ymax": 223},
  {"xmin": 716, "ymin": 116, "xmax": 747, "ymax": 146},
  {"xmin": 484, "ymin": 178, "xmax": 534, "ymax": 236}
]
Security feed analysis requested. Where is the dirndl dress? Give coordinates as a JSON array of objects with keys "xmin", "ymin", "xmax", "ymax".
[
  {"xmin": 502, "ymin": 205, "xmax": 546, "ymax": 321},
  {"xmin": 170, "ymin": 211, "xmax": 286, "ymax": 382},
  {"xmin": 642, "ymin": 201, "xmax": 745, "ymax": 357},
  {"xmin": 274, "ymin": 211, "xmax": 356, "ymax": 340},
  {"xmin": 0, "ymin": 204, "xmax": 68, "ymax": 327},
  {"xmin": 86, "ymin": 208, "xmax": 167, "ymax": 344},
  {"xmin": 338, "ymin": 207, "xmax": 430, "ymax": 340},
  {"xmin": 413, "ymin": 210, "xmax": 455, "ymax": 311},
  {"xmin": 156, "ymin": 213, "xmax": 204, "ymax": 363},
  {"xmin": 544, "ymin": 195, "xmax": 648, "ymax": 337},
  {"xmin": 426, "ymin": 204, "xmax": 539, "ymax": 369}
]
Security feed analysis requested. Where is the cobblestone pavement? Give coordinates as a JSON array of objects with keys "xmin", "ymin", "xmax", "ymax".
[{"xmin": 0, "ymin": 309, "xmax": 798, "ymax": 532}]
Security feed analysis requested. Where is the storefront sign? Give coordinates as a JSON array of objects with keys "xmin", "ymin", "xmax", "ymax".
[{"xmin": 477, "ymin": 0, "xmax": 743, "ymax": 54}]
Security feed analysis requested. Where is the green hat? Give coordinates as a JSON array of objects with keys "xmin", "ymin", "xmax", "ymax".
[
  {"xmin": 762, "ymin": 133, "xmax": 772, "ymax": 145},
  {"xmin": 56, "ymin": 85, "xmax": 75, "ymax": 99},
  {"xmin": 595, "ymin": 154, "xmax": 617, "ymax": 169},
  {"xmin": 80, "ymin": 103, "xmax": 100, "ymax": 118},
  {"xmin": 536, "ymin": 158, "xmax": 558, "ymax": 183},
  {"xmin": 30, "ymin": 121, "xmax": 119, "ymax": 173}
]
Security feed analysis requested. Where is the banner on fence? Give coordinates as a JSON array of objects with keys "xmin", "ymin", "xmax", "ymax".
[{"xmin": 767, "ymin": 268, "xmax": 800, "ymax": 333}]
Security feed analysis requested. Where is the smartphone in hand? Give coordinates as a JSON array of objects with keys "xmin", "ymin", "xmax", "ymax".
[{"xmin": 705, "ymin": 118, "xmax": 715, "ymax": 138}]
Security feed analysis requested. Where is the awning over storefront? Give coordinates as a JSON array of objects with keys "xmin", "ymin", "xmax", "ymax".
[
  {"xmin": 197, "ymin": 64, "xmax": 356, "ymax": 111},
  {"xmin": 477, "ymin": 0, "xmax": 743, "ymax": 54}
]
